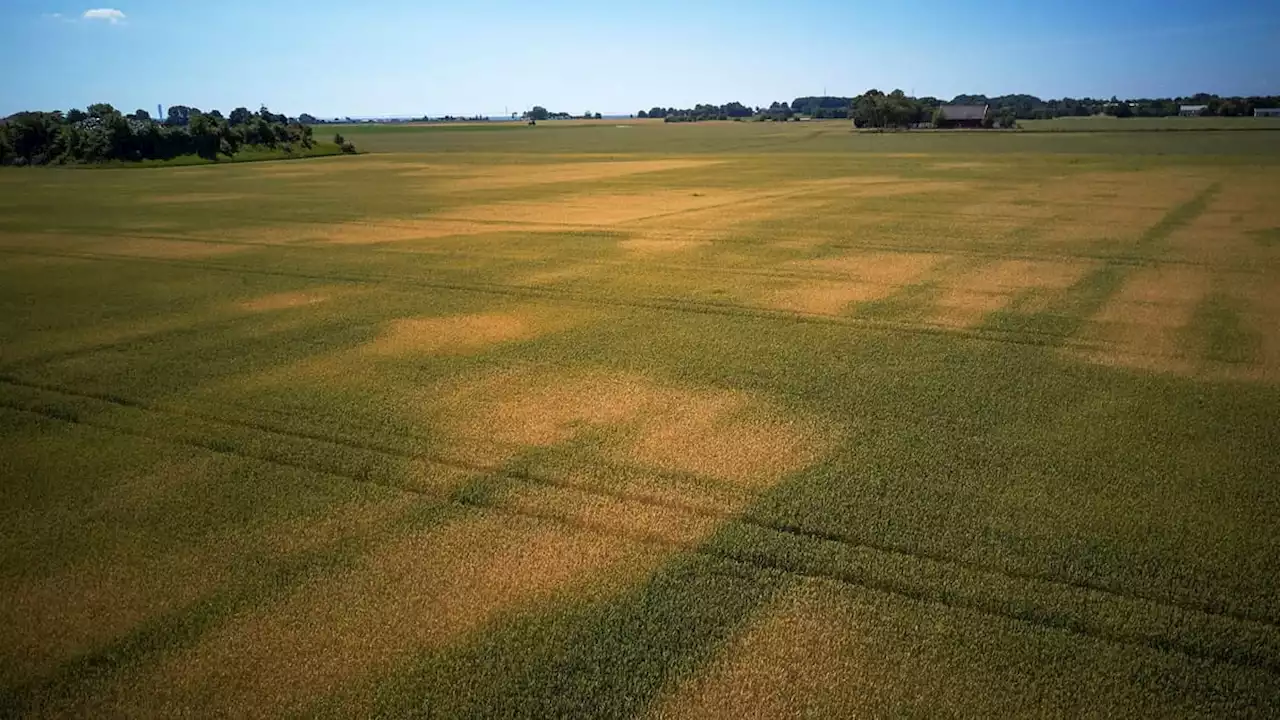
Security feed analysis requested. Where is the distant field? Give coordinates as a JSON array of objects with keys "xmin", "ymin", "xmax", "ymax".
[
  {"xmin": 2, "ymin": 121, "xmax": 1279, "ymax": 716},
  {"xmin": 1021, "ymin": 115, "xmax": 1280, "ymax": 132}
]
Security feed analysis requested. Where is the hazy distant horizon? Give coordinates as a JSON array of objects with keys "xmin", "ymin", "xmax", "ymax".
[{"xmin": 4, "ymin": 0, "xmax": 1278, "ymax": 118}]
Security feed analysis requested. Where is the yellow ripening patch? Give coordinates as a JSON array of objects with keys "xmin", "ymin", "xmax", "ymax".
[
  {"xmin": 766, "ymin": 281, "xmax": 890, "ymax": 316},
  {"xmin": 500, "ymin": 483, "xmax": 723, "ymax": 547},
  {"xmin": 623, "ymin": 392, "xmax": 820, "ymax": 488},
  {"xmin": 928, "ymin": 259, "xmax": 1095, "ymax": 328},
  {"xmin": 85, "ymin": 236, "xmax": 244, "ymax": 259},
  {"xmin": 955, "ymin": 201, "xmax": 1058, "ymax": 227},
  {"xmin": 766, "ymin": 251, "xmax": 946, "ymax": 316},
  {"xmin": 1071, "ymin": 265, "xmax": 1211, "ymax": 374},
  {"xmin": 236, "ymin": 290, "xmax": 332, "ymax": 312},
  {"xmin": 1037, "ymin": 170, "xmax": 1210, "ymax": 209},
  {"xmin": 649, "ymin": 583, "xmax": 867, "ymax": 720},
  {"xmin": 1165, "ymin": 179, "xmax": 1280, "ymax": 266},
  {"xmin": 0, "ymin": 449, "xmax": 228, "ymax": 683},
  {"xmin": 517, "ymin": 263, "xmax": 599, "ymax": 286},
  {"xmin": 419, "ymin": 159, "xmax": 723, "ymax": 191},
  {"xmin": 1215, "ymin": 273, "xmax": 1280, "ymax": 383},
  {"xmin": 142, "ymin": 193, "xmax": 248, "ymax": 204},
  {"xmin": 432, "ymin": 369, "xmax": 829, "ymax": 487},
  {"xmin": 261, "ymin": 494, "xmax": 418, "ymax": 556},
  {"xmin": 620, "ymin": 231, "xmax": 713, "ymax": 256},
  {"xmin": 438, "ymin": 189, "xmax": 762, "ymax": 227},
  {"xmin": 0, "ymin": 558, "xmax": 224, "ymax": 687},
  {"xmin": 365, "ymin": 310, "xmax": 569, "ymax": 356},
  {"xmin": 794, "ymin": 251, "xmax": 946, "ymax": 283},
  {"xmin": 1040, "ymin": 205, "xmax": 1168, "ymax": 244},
  {"xmin": 232, "ymin": 218, "xmax": 550, "ymax": 245},
  {"xmin": 932, "ymin": 161, "xmax": 992, "ymax": 170},
  {"xmin": 105, "ymin": 513, "xmax": 664, "ymax": 717},
  {"xmin": 819, "ymin": 177, "xmax": 970, "ymax": 199},
  {"xmin": 242, "ymin": 307, "xmax": 586, "ymax": 391}
]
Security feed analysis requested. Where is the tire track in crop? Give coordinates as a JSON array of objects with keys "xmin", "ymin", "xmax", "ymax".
[
  {"xmin": 5, "ymin": 374, "xmax": 1280, "ymax": 663},
  {"xmin": 0, "ymin": 245, "xmax": 1129, "ymax": 353},
  {"xmin": 6, "ymin": 394, "xmax": 1280, "ymax": 677},
  {"xmin": 6, "ymin": 372, "xmax": 1276, "ymax": 630},
  {"xmin": 38, "ymin": 224, "xmax": 1247, "ymax": 287}
]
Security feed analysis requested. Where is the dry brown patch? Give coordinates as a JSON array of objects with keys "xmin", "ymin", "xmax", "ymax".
[
  {"xmin": 766, "ymin": 251, "xmax": 945, "ymax": 316},
  {"xmin": 240, "ymin": 307, "xmax": 584, "ymax": 393},
  {"xmin": 928, "ymin": 259, "xmax": 1095, "ymax": 328},
  {"xmin": 237, "ymin": 290, "xmax": 331, "ymax": 312},
  {"xmin": 367, "ymin": 311, "xmax": 545, "ymax": 356},
  {"xmin": 766, "ymin": 280, "xmax": 890, "ymax": 316},
  {"xmin": 110, "ymin": 513, "xmax": 663, "ymax": 717},
  {"xmin": 1072, "ymin": 265, "xmax": 1211, "ymax": 374},
  {"xmin": 191, "ymin": 218, "xmax": 546, "ymax": 246},
  {"xmin": 439, "ymin": 189, "xmax": 760, "ymax": 227},
  {"xmin": 650, "ymin": 584, "xmax": 865, "ymax": 720},
  {"xmin": 433, "ymin": 369, "xmax": 828, "ymax": 487},
  {"xmin": 625, "ymin": 397, "xmax": 820, "ymax": 487}
]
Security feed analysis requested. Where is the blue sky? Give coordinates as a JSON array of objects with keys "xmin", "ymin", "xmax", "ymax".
[{"xmin": 3, "ymin": 0, "xmax": 1278, "ymax": 117}]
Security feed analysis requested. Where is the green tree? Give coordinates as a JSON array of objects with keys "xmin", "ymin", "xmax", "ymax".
[
  {"xmin": 166, "ymin": 105, "xmax": 196, "ymax": 126},
  {"xmin": 852, "ymin": 90, "xmax": 886, "ymax": 128},
  {"xmin": 527, "ymin": 106, "xmax": 550, "ymax": 121},
  {"xmin": 87, "ymin": 103, "xmax": 117, "ymax": 119},
  {"xmin": 229, "ymin": 107, "xmax": 253, "ymax": 126}
]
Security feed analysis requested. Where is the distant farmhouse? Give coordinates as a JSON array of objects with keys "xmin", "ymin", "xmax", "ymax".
[
  {"xmin": 1179, "ymin": 104, "xmax": 1208, "ymax": 117},
  {"xmin": 1256, "ymin": 108, "xmax": 1280, "ymax": 117},
  {"xmin": 937, "ymin": 104, "xmax": 988, "ymax": 128}
]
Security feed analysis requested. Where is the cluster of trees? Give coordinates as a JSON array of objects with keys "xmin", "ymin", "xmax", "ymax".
[
  {"xmin": 0, "ymin": 104, "xmax": 345, "ymax": 166},
  {"xmin": 521, "ymin": 106, "xmax": 603, "ymax": 122},
  {"xmin": 638, "ymin": 102, "xmax": 784, "ymax": 122}
]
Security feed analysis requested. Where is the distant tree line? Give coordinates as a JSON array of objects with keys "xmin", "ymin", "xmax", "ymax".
[
  {"xmin": 951, "ymin": 93, "xmax": 1280, "ymax": 119},
  {"xmin": 0, "ymin": 104, "xmax": 352, "ymax": 166},
  {"xmin": 637, "ymin": 91, "xmax": 1280, "ymax": 127},
  {"xmin": 521, "ymin": 106, "xmax": 602, "ymax": 121}
]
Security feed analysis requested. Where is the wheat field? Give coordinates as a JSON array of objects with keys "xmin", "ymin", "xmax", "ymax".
[{"xmin": 2, "ymin": 120, "xmax": 1279, "ymax": 716}]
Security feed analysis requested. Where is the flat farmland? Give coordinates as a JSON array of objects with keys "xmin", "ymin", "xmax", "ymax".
[{"xmin": 2, "ymin": 121, "xmax": 1280, "ymax": 716}]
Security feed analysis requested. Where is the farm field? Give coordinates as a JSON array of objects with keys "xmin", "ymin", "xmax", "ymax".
[
  {"xmin": 2, "ymin": 120, "xmax": 1280, "ymax": 716},
  {"xmin": 1019, "ymin": 115, "xmax": 1280, "ymax": 132}
]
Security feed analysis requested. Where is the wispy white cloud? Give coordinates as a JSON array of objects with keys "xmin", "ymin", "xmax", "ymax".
[{"xmin": 82, "ymin": 8, "xmax": 126, "ymax": 24}]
